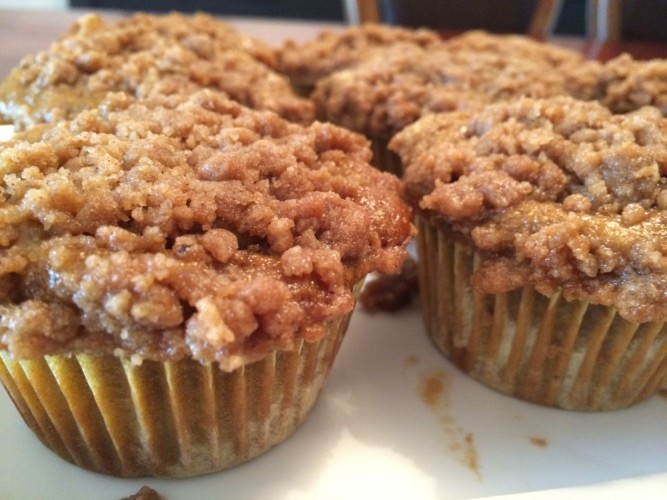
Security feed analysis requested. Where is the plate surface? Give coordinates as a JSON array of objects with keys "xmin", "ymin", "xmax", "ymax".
[{"xmin": 1, "ymin": 299, "xmax": 666, "ymax": 500}]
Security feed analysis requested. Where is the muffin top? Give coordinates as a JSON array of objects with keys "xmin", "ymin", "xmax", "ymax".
[
  {"xmin": 0, "ymin": 90, "xmax": 413, "ymax": 370},
  {"xmin": 277, "ymin": 23, "xmax": 444, "ymax": 90},
  {"xmin": 313, "ymin": 33, "xmax": 602, "ymax": 140},
  {"xmin": 443, "ymin": 30, "xmax": 588, "ymax": 68},
  {"xmin": 442, "ymin": 31, "xmax": 603, "ymax": 100},
  {"xmin": 601, "ymin": 53, "xmax": 667, "ymax": 115},
  {"xmin": 313, "ymin": 43, "xmax": 489, "ymax": 140},
  {"xmin": 0, "ymin": 12, "xmax": 314, "ymax": 129},
  {"xmin": 391, "ymin": 96, "xmax": 667, "ymax": 322}
]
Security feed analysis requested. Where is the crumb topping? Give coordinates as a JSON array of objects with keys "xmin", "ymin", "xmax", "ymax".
[
  {"xmin": 277, "ymin": 23, "xmax": 444, "ymax": 90},
  {"xmin": 601, "ymin": 53, "xmax": 667, "ymax": 115},
  {"xmin": 0, "ymin": 90, "xmax": 413, "ymax": 370},
  {"xmin": 313, "ymin": 44, "xmax": 489, "ymax": 139},
  {"xmin": 0, "ymin": 12, "xmax": 313, "ymax": 129},
  {"xmin": 313, "ymin": 32, "xmax": 602, "ymax": 140}
]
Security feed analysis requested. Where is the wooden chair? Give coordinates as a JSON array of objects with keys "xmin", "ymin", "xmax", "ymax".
[
  {"xmin": 343, "ymin": 0, "xmax": 565, "ymax": 38},
  {"xmin": 587, "ymin": 0, "xmax": 622, "ymax": 40},
  {"xmin": 587, "ymin": 0, "xmax": 667, "ymax": 41}
]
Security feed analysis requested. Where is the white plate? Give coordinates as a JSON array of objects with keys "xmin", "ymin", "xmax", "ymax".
[
  {"xmin": 1, "ymin": 121, "xmax": 666, "ymax": 499},
  {"xmin": 0, "ymin": 125, "xmax": 12, "ymax": 140},
  {"xmin": 1, "ymin": 298, "xmax": 666, "ymax": 500}
]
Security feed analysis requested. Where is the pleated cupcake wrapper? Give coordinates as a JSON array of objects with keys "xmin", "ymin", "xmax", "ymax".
[
  {"xmin": 0, "ymin": 312, "xmax": 352, "ymax": 478},
  {"xmin": 416, "ymin": 216, "xmax": 667, "ymax": 411}
]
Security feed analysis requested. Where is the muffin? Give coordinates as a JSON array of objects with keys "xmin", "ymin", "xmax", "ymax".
[
  {"xmin": 313, "ymin": 43, "xmax": 489, "ymax": 175},
  {"xmin": 277, "ymin": 23, "xmax": 444, "ymax": 95},
  {"xmin": 312, "ymin": 31, "xmax": 603, "ymax": 174},
  {"xmin": 0, "ymin": 12, "xmax": 313, "ymax": 130},
  {"xmin": 600, "ymin": 53, "xmax": 667, "ymax": 115},
  {"xmin": 390, "ymin": 95, "xmax": 667, "ymax": 411},
  {"xmin": 0, "ymin": 89, "xmax": 414, "ymax": 477}
]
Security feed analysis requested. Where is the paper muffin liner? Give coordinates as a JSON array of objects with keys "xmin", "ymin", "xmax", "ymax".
[
  {"xmin": 0, "ymin": 312, "xmax": 353, "ymax": 478},
  {"xmin": 416, "ymin": 216, "xmax": 667, "ymax": 411}
]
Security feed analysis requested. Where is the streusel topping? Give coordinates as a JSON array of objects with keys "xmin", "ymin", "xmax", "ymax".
[
  {"xmin": 278, "ymin": 23, "xmax": 444, "ymax": 90},
  {"xmin": 0, "ymin": 12, "xmax": 313, "ymax": 129},
  {"xmin": 601, "ymin": 53, "xmax": 667, "ymax": 115}
]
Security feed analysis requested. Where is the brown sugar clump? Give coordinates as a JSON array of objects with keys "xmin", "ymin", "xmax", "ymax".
[
  {"xmin": 0, "ymin": 13, "xmax": 313, "ymax": 129},
  {"xmin": 0, "ymin": 89, "xmax": 413, "ymax": 371},
  {"xmin": 392, "ymin": 96, "xmax": 667, "ymax": 323}
]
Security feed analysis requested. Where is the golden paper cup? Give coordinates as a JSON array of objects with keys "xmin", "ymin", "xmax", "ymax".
[
  {"xmin": 0, "ymin": 312, "xmax": 352, "ymax": 478},
  {"xmin": 416, "ymin": 215, "xmax": 667, "ymax": 411}
]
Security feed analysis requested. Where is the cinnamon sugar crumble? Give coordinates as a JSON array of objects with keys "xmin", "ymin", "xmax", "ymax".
[
  {"xmin": 391, "ymin": 96, "xmax": 667, "ymax": 323},
  {"xmin": 0, "ymin": 12, "xmax": 313, "ymax": 130},
  {"xmin": 0, "ymin": 90, "xmax": 413, "ymax": 370},
  {"xmin": 601, "ymin": 54, "xmax": 667, "ymax": 115}
]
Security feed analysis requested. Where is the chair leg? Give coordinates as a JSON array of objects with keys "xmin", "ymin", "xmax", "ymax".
[
  {"xmin": 587, "ymin": 0, "xmax": 622, "ymax": 41},
  {"xmin": 528, "ymin": 0, "xmax": 564, "ymax": 38},
  {"xmin": 343, "ymin": 0, "xmax": 381, "ymax": 24}
]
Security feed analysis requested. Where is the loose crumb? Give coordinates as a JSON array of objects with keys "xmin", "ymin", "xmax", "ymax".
[
  {"xmin": 360, "ymin": 256, "xmax": 418, "ymax": 313},
  {"xmin": 120, "ymin": 486, "xmax": 162, "ymax": 500},
  {"xmin": 416, "ymin": 369, "xmax": 482, "ymax": 479},
  {"xmin": 528, "ymin": 436, "xmax": 548, "ymax": 448}
]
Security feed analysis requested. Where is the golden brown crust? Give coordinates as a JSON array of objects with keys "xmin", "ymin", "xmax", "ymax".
[
  {"xmin": 0, "ymin": 12, "xmax": 313, "ymax": 129},
  {"xmin": 277, "ymin": 23, "xmax": 444, "ymax": 90},
  {"xmin": 391, "ymin": 96, "xmax": 667, "ymax": 322},
  {"xmin": 0, "ymin": 90, "xmax": 413, "ymax": 370}
]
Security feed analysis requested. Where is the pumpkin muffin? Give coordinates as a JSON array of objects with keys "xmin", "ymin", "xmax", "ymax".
[
  {"xmin": 0, "ymin": 12, "xmax": 313, "ymax": 130},
  {"xmin": 390, "ymin": 95, "xmax": 667, "ymax": 411},
  {"xmin": 0, "ymin": 89, "xmax": 414, "ymax": 477}
]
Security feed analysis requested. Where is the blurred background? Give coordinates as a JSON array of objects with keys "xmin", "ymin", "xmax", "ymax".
[
  {"xmin": 0, "ymin": 0, "xmax": 664, "ymax": 41},
  {"xmin": 0, "ymin": 0, "xmax": 585, "ymax": 34}
]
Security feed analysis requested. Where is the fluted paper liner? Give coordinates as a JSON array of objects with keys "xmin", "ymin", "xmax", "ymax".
[
  {"xmin": 416, "ymin": 216, "xmax": 667, "ymax": 411},
  {"xmin": 0, "ymin": 312, "xmax": 352, "ymax": 477}
]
